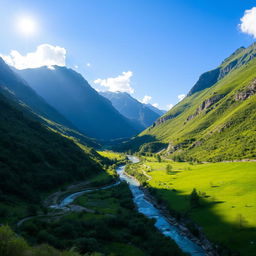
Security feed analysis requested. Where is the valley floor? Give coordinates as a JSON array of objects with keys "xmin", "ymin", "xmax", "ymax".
[
  {"xmin": 125, "ymin": 156, "xmax": 256, "ymax": 256},
  {"xmin": 8, "ymin": 152, "xmax": 184, "ymax": 256}
]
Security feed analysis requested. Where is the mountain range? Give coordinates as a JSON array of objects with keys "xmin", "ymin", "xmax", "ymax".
[
  {"xmin": 16, "ymin": 66, "xmax": 140, "ymax": 141},
  {"xmin": 100, "ymin": 91, "xmax": 164, "ymax": 131}
]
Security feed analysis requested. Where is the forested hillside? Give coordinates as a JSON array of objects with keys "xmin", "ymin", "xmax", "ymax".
[{"xmin": 0, "ymin": 91, "xmax": 107, "ymax": 222}]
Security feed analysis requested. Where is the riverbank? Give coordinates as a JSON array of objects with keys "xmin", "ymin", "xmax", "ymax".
[
  {"xmin": 124, "ymin": 159, "xmax": 217, "ymax": 256},
  {"xmin": 126, "ymin": 156, "xmax": 256, "ymax": 256},
  {"xmin": 17, "ymin": 170, "xmax": 185, "ymax": 256}
]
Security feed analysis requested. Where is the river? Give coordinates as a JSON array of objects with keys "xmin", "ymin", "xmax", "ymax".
[{"xmin": 60, "ymin": 155, "xmax": 206, "ymax": 256}]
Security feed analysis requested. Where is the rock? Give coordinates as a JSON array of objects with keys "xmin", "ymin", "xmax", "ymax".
[
  {"xmin": 187, "ymin": 94, "xmax": 224, "ymax": 121},
  {"xmin": 235, "ymin": 78, "xmax": 256, "ymax": 101}
]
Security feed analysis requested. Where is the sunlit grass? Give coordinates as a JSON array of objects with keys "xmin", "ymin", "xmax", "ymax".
[
  {"xmin": 128, "ymin": 157, "xmax": 256, "ymax": 255},
  {"xmin": 97, "ymin": 150, "xmax": 126, "ymax": 161}
]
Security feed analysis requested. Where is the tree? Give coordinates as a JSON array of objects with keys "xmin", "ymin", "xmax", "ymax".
[
  {"xmin": 156, "ymin": 155, "xmax": 161, "ymax": 162},
  {"xmin": 0, "ymin": 225, "xmax": 29, "ymax": 256},
  {"xmin": 166, "ymin": 164, "xmax": 173, "ymax": 174},
  {"xmin": 190, "ymin": 188, "xmax": 200, "ymax": 208}
]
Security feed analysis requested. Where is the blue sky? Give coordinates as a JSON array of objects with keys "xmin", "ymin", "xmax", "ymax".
[{"xmin": 0, "ymin": 0, "xmax": 256, "ymax": 109}]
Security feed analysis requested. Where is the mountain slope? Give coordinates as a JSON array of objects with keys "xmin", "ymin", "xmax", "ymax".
[
  {"xmin": 0, "ymin": 58, "xmax": 99, "ymax": 148},
  {"xmin": 187, "ymin": 45, "xmax": 256, "ymax": 96},
  {"xmin": 0, "ymin": 90, "xmax": 108, "ymax": 221},
  {"xmin": 16, "ymin": 66, "xmax": 138, "ymax": 140},
  {"xmin": 127, "ymin": 44, "xmax": 256, "ymax": 161},
  {"xmin": 100, "ymin": 91, "xmax": 160, "ymax": 130},
  {"xmin": 145, "ymin": 103, "xmax": 166, "ymax": 116},
  {"xmin": 0, "ymin": 58, "xmax": 73, "ymax": 128}
]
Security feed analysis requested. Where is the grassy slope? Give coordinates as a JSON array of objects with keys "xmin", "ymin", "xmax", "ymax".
[
  {"xmin": 137, "ymin": 47, "xmax": 256, "ymax": 161},
  {"xmin": 126, "ymin": 157, "xmax": 256, "ymax": 255}
]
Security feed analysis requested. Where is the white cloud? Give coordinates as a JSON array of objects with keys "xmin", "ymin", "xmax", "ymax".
[
  {"xmin": 0, "ymin": 44, "xmax": 66, "ymax": 70},
  {"xmin": 178, "ymin": 94, "xmax": 186, "ymax": 101},
  {"xmin": 94, "ymin": 71, "xmax": 134, "ymax": 94},
  {"xmin": 166, "ymin": 104, "xmax": 174, "ymax": 110},
  {"xmin": 239, "ymin": 7, "xmax": 256, "ymax": 38},
  {"xmin": 141, "ymin": 95, "xmax": 152, "ymax": 104},
  {"xmin": 74, "ymin": 65, "xmax": 79, "ymax": 69},
  {"xmin": 152, "ymin": 103, "xmax": 159, "ymax": 108},
  {"xmin": 47, "ymin": 65, "xmax": 55, "ymax": 70},
  {"xmin": 86, "ymin": 62, "xmax": 91, "ymax": 67}
]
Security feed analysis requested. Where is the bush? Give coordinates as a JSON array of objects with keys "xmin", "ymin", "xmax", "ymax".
[{"xmin": 0, "ymin": 226, "xmax": 29, "ymax": 256}]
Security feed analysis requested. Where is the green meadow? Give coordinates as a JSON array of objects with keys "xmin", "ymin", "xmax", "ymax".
[{"xmin": 127, "ymin": 157, "xmax": 256, "ymax": 255}]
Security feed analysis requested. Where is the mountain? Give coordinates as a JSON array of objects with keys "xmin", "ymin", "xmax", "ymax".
[
  {"xmin": 100, "ymin": 91, "xmax": 161, "ymax": 130},
  {"xmin": 145, "ymin": 103, "xmax": 166, "ymax": 116},
  {"xmin": 16, "ymin": 66, "xmax": 138, "ymax": 140},
  {"xmin": 0, "ymin": 58, "xmax": 99, "ymax": 148},
  {"xmin": 119, "ymin": 44, "xmax": 256, "ymax": 161},
  {"xmin": 0, "ymin": 58, "xmax": 72, "ymax": 128},
  {"xmin": 0, "ymin": 89, "xmax": 109, "ymax": 221},
  {"xmin": 187, "ymin": 46, "xmax": 247, "ymax": 96}
]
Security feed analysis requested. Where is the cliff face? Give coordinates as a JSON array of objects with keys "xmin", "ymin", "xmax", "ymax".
[
  {"xmin": 187, "ymin": 94, "xmax": 224, "ymax": 121},
  {"xmin": 155, "ymin": 113, "xmax": 178, "ymax": 125}
]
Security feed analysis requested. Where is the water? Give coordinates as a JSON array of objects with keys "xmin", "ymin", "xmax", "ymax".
[
  {"xmin": 60, "ymin": 155, "xmax": 205, "ymax": 256},
  {"xmin": 116, "ymin": 155, "xmax": 205, "ymax": 256},
  {"xmin": 58, "ymin": 181, "xmax": 121, "ymax": 207}
]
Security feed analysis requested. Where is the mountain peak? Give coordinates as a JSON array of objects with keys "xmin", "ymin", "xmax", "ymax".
[
  {"xmin": 16, "ymin": 66, "xmax": 138, "ymax": 140},
  {"xmin": 100, "ymin": 91, "xmax": 161, "ymax": 130},
  {"xmin": 188, "ymin": 44, "xmax": 256, "ymax": 96}
]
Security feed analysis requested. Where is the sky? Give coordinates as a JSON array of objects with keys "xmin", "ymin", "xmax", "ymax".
[{"xmin": 0, "ymin": 0, "xmax": 256, "ymax": 110}]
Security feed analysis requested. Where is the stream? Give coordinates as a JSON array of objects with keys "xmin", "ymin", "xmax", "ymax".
[{"xmin": 59, "ymin": 155, "xmax": 206, "ymax": 256}]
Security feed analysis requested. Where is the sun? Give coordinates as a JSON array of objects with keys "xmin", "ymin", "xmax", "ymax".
[{"xmin": 17, "ymin": 17, "xmax": 37, "ymax": 35}]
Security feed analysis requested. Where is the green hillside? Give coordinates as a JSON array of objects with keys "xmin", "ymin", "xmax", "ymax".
[
  {"xmin": 0, "ymin": 91, "xmax": 108, "ymax": 223},
  {"xmin": 128, "ymin": 44, "xmax": 256, "ymax": 161}
]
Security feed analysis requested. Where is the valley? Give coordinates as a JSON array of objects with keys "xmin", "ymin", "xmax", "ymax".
[
  {"xmin": 125, "ymin": 156, "xmax": 256, "ymax": 256},
  {"xmin": 12, "ymin": 153, "xmax": 185, "ymax": 256},
  {"xmin": 1, "ymin": 4, "xmax": 256, "ymax": 255}
]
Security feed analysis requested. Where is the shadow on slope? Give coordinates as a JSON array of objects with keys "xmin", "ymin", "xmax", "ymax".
[
  {"xmin": 110, "ymin": 135, "xmax": 157, "ymax": 153},
  {"xmin": 148, "ymin": 186, "xmax": 256, "ymax": 256}
]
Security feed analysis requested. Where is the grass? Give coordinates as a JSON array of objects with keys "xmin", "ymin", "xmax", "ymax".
[
  {"xmin": 127, "ymin": 157, "xmax": 256, "ymax": 255},
  {"xmin": 135, "ymin": 45, "xmax": 256, "ymax": 161},
  {"xmin": 97, "ymin": 150, "xmax": 126, "ymax": 162},
  {"xmin": 75, "ymin": 186, "xmax": 120, "ymax": 215}
]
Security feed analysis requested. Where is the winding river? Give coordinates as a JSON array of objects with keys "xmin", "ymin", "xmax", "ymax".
[{"xmin": 60, "ymin": 156, "xmax": 206, "ymax": 256}]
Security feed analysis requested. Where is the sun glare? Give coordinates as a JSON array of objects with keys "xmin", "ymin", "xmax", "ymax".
[{"xmin": 17, "ymin": 17, "xmax": 36, "ymax": 35}]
